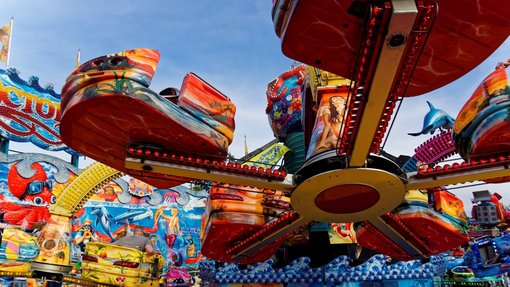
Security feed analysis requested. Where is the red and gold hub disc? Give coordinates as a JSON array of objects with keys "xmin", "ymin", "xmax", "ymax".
[
  {"xmin": 315, "ymin": 184, "xmax": 380, "ymax": 214},
  {"xmin": 291, "ymin": 168, "xmax": 406, "ymax": 222}
]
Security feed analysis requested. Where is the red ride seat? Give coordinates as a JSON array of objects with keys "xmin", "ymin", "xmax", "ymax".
[{"xmin": 60, "ymin": 48, "xmax": 236, "ymax": 188}]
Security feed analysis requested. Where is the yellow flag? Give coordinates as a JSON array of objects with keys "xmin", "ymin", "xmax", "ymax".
[
  {"xmin": 249, "ymin": 142, "xmax": 290, "ymax": 170},
  {"xmin": 0, "ymin": 20, "xmax": 11, "ymax": 63}
]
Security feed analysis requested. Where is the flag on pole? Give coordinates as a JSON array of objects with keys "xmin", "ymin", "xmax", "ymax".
[
  {"xmin": 244, "ymin": 134, "xmax": 249, "ymax": 156},
  {"xmin": 0, "ymin": 18, "xmax": 13, "ymax": 65},
  {"xmin": 75, "ymin": 48, "xmax": 81, "ymax": 68}
]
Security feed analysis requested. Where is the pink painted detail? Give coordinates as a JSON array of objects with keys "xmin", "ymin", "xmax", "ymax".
[{"xmin": 414, "ymin": 130, "xmax": 456, "ymax": 164}]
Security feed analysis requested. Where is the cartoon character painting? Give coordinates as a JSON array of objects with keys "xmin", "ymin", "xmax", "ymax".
[
  {"xmin": 0, "ymin": 201, "xmax": 50, "ymax": 230},
  {"xmin": 156, "ymin": 207, "xmax": 183, "ymax": 249},
  {"xmin": 7, "ymin": 162, "xmax": 55, "ymax": 205},
  {"xmin": 73, "ymin": 219, "xmax": 100, "ymax": 251},
  {"xmin": 155, "ymin": 206, "xmax": 191, "ymax": 266},
  {"xmin": 0, "ymin": 161, "xmax": 58, "ymax": 230},
  {"xmin": 96, "ymin": 184, "xmax": 119, "ymax": 201}
]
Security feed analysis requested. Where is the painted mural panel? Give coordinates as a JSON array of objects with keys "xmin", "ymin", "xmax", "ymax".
[
  {"xmin": 72, "ymin": 183, "xmax": 207, "ymax": 268},
  {"xmin": 0, "ymin": 151, "xmax": 207, "ymax": 270}
]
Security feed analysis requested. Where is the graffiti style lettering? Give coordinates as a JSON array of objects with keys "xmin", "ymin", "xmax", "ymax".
[
  {"xmin": 0, "ymin": 71, "xmax": 74, "ymax": 154},
  {"xmin": 0, "ymin": 82, "xmax": 60, "ymax": 121}
]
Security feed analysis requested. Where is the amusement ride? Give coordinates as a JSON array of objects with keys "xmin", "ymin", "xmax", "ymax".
[{"xmin": 0, "ymin": 0, "xmax": 510, "ymax": 286}]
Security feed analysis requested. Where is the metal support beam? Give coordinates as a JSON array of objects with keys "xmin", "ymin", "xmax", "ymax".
[
  {"xmin": 406, "ymin": 164, "xmax": 510, "ymax": 191},
  {"xmin": 125, "ymin": 157, "xmax": 296, "ymax": 193},
  {"xmin": 233, "ymin": 216, "xmax": 308, "ymax": 260},
  {"xmin": 367, "ymin": 217, "xmax": 424, "ymax": 259},
  {"xmin": 349, "ymin": 0, "xmax": 418, "ymax": 167}
]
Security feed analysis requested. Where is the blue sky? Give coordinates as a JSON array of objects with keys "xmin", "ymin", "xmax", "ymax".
[
  {"xmin": 2, "ymin": 1, "xmax": 291, "ymax": 157},
  {"xmin": 2, "ymin": 1, "xmax": 510, "ymax": 209}
]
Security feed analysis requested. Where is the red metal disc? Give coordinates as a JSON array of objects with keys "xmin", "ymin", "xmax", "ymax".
[{"xmin": 315, "ymin": 184, "xmax": 380, "ymax": 214}]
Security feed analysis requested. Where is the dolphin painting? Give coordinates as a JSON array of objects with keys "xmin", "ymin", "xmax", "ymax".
[
  {"xmin": 91, "ymin": 206, "xmax": 116, "ymax": 239},
  {"xmin": 131, "ymin": 209, "xmax": 154, "ymax": 222},
  {"xmin": 408, "ymin": 101, "xmax": 455, "ymax": 136},
  {"xmin": 113, "ymin": 209, "xmax": 150, "ymax": 223}
]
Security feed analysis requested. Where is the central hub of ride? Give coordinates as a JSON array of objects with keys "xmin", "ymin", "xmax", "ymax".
[
  {"xmin": 291, "ymin": 153, "xmax": 407, "ymax": 222},
  {"xmin": 315, "ymin": 184, "xmax": 380, "ymax": 214}
]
